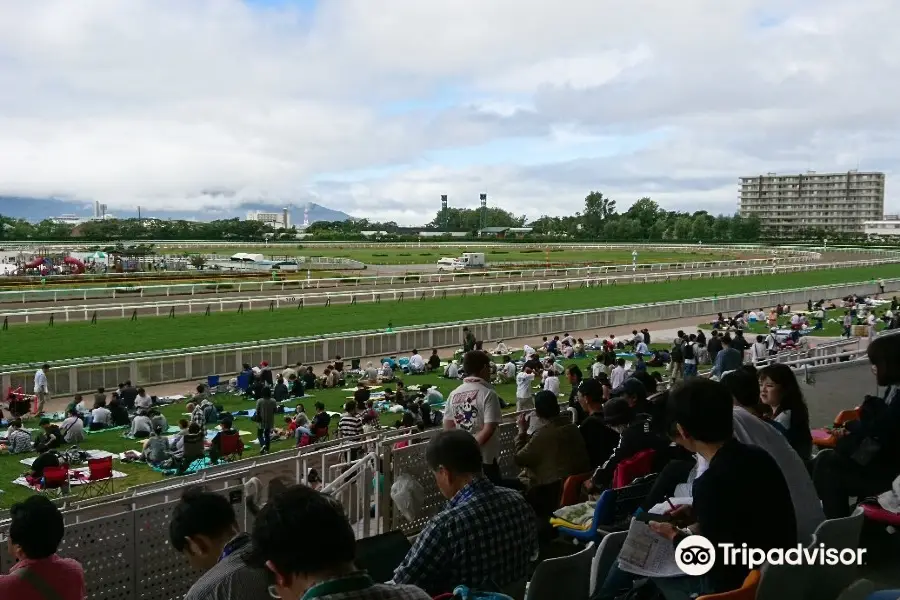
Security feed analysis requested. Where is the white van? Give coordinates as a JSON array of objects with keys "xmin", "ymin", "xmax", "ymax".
[{"xmin": 436, "ymin": 257, "xmax": 464, "ymax": 272}]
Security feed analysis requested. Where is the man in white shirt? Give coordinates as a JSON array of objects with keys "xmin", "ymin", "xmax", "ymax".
[
  {"xmin": 409, "ymin": 350, "xmax": 426, "ymax": 374},
  {"xmin": 135, "ymin": 388, "xmax": 153, "ymax": 412},
  {"xmin": 635, "ymin": 340, "xmax": 649, "ymax": 356},
  {"xmin": 493, "ymin": 340, "xmax": 509, "ymax": 355},
  {"xmin": 590, "ymin": 335, "xmax": 602, "ymax": 350},
  {"xmin": 444, "ymin": 351, "xmax": 503, "ymax": 483},
  {"xmin": 445, "ymin": 361, "xmax": 459, "ymax": 379},
  {"xmin": 515, "ymin": 368, "xmax": 536, "ymax": 411},
  {"xmin": 60, "ymin": 409, "xmax": 86, "ymax": 444},
  {"xmin": 750, "ymin": 335, "xmax": 768, "ymax": 364},
  {"xmin": 591, "ymin": 356, "xmax": 604, "ymax": 379},
  {"xmin": 91, "ymin": 403, "xmax": 112, "ymax": 430},
  {"xmin": 502, "ymin": 357, "xmax": 517, "ymax": 383},
  {"xmin": 610, "ymin": 358, "xmax": 627, "ymax": 389},
  {"xmin": 33, "ymin": 363, "xmax": 50, "ymax": 415}
]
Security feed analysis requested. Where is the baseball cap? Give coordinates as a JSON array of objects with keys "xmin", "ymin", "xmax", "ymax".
[
  {"xmin": 602, "ymin": 397, "xmax": 633, "ymax": 426},
  {"xmin": 610, "ymin": 377, "xmax": 647, "ymax": 400}
]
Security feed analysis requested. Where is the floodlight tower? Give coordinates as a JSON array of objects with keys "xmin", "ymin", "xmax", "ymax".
[
  {"xmin": 479, "ymin": 193, "xmax": 487, "ymax": 231},
  {"xmin": 441, "ymin": 194, "xmax": 448, "ymax": 230}
]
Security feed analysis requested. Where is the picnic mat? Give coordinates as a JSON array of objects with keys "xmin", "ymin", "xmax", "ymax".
[
  {"xmin": 13, "ymin": 467, "xmax": 128, "ymax": 488},
  {"xmin": 152, "ymin": 457, "xmax": 216, "ymax": 476},
  {"xmin": 20, "ymin": 449, "xmax": 117, "ymax": 467},
  {"xmin": 343, "ymin": 386, "xmax": 381, "ymax": 392},
  {"xmin": 88, "ymin": 425, "xmax": 128, "ymax": 435}
]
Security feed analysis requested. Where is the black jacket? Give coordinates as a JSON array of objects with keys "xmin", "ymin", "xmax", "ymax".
[
  {"xmin": 579, "ymin": 413, "xmax": 620, "ymax": 470},
  {"xmin": 590, "ymin": 414, "xmax": 667, "ymax": 488},
  {"xmin": 838, "ymin": 386, "xmax": 900, "ymax": 471},
  {"xmin": 673, "ymin": 440, "xmax": 796, "ymax": 593}
]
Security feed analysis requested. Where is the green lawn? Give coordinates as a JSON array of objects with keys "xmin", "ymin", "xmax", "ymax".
[
  {"xmin": 0, "ymin": 265, "xmax": 897, "ymax": 366},
  {"xmin": 164, "ymin": 245, "xmax": 755, "ymax": 265},
  {"xmin": 700, "ymin": 308, "xmax": 889, "ymax": 339},
  {"xmin": 0, "ymin": 353, "xmax": 662, "ymax": 508}
]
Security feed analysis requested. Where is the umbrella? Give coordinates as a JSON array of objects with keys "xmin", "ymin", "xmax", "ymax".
[{"xmin": 88, "ymin": 251, "xmax": 107, "ymax": 260}]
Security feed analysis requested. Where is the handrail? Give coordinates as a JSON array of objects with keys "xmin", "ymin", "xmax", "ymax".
[{"xmin": 1, "ymin": 273, "xmax": 896, "ymax": 372}]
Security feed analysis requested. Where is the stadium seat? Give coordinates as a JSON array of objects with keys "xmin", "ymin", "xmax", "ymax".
[
  {"xmin": 553, "ymin": 490, "xmax": 616, "ymax": 543},
  {"xmin": 612, "ymin": 449, "xmax": 655, "ymax": 489},
  {"xmin": 861, "ymin": 503, "xmax": 900, "ymax": 527},
  {"xmin": 696, "ymin": 570, "xmax": 759, "ymax": 599},
  {"xmin": 589, "ymin": 531, "xmax": 627, "ymax": 598},
  {"xmin": 525, "ymin": 542, "xmax": 595, "ymax": 600},
  {"xmin": 806, "ymin": 509, "xmax": 865, "ymax": 599},
  {"xmin": 560, "ymin": 472, "xmax": 591, "ymax": 508},
  {"xmin": 812, "ymin": 407, "xmax": 860, "ymax": 449}
]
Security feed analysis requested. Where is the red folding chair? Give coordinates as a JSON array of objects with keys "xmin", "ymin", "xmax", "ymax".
[
  {"xmin": 39, "ymin": 466, "xmax": 71, "ymax": 497},
  {"xmin": 79, "ymin": 457, "xmax": 115, "ymax": 498},
  {"xmin": 218, "ymin": 432, "xmax": 244, "ymax": 461}
]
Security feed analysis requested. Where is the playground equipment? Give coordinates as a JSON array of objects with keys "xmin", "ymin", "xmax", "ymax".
[{"xmin": 19, "ymin": 255, "xmax": 86, "ymax": 274}]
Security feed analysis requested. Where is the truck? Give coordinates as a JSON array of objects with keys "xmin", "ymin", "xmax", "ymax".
[{"xmin": 457, "ymin": 252, "xmax": 486, "ymax": 268}]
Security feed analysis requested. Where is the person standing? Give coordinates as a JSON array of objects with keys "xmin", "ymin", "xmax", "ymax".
[
  {"xmin": 0, "ymin": 496, "xmax": 85, "ymax": 600},
  {"xmin": 255, "ymin": 387, "xmax": 276, "ymax": 455},
  {"xmin": 515, "ymin": 367, "xmax": 536, "ymax": 411},
  {"xmin": 462, "ymin": 327, "xmax": 476, "ymax": 353},
  {"xmin": 444, "ymin": 351, "xmax": 503, "ymax": 483},
  {"xmin": 33, "ymin": 363, "xmax": 50, "ymax": 415}
]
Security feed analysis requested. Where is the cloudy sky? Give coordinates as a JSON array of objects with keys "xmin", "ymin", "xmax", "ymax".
[{"xmin": 0, "ymin": 0, "xmax": 896, "ymax": 224}]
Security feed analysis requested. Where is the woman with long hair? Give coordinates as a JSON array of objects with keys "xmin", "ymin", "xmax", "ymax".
[{"xmin": 758, "ymin": 364, "xmax": 812, "ymax": 461}]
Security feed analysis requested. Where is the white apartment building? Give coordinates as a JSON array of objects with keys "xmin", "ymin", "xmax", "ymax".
[
  {"xmin": 739, "ymin": 170, "xmax": 884, "ymax": 236},
  {"xmin": 246, "ymin": 208, "xmax": 290, "ymax": 229}
]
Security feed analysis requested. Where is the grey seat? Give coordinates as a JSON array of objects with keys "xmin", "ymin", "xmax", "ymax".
[
  {"xmin": 589, "ymin": 531, "xmax": 627, "ymax": 598},
  {"xmin": 807, "ymin": 508, "xmax": 865, "ymax": 600},
  {"xmin": 526, "ymin": 542, "xmax": 595, "ymax": 600}
]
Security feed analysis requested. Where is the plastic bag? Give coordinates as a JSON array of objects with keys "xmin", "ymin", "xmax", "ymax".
[{"xmin": 390, "ymin": 473, "xmax": 425, "ymax": 522}]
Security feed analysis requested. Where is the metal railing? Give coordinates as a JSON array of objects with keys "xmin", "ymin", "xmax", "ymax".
[{"xmin": 1, "ymin": 275, "xmax": 897, "ymax": 397}]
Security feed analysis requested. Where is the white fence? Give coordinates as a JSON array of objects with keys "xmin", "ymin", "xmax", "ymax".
[
  {"xmin": 2, "ymin": 257, "xmax": 897, "ymax": 326},
  {"xmin": 1, "ymin": 275, "xmax": 897, "ymax": 397},
  {"xmin": 0, "ymin": 256, "xmax": 820, "ymax": 306}
]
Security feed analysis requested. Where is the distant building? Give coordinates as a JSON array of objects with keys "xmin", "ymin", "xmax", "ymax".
[
  {"xmin": 50, "ymin": 214, "xmax": 88, "ymax": 226},
  {"xmin": 739, "ymin": 170, "xmax": 885, "ymax": 236},
  {"xmin": 418, "ymin": 231, "xmax": 469, "ymax": 238},
  {"xmin": 864, "ymin": 214, "xmax": 900, "ymax": 237},
  {"xmin": 478, "ymin": 226, "xmax": 533, "ymax": 239},
  {"xmin": 246, "ymin": 208, "xmax": 290, "ymax": 229}
]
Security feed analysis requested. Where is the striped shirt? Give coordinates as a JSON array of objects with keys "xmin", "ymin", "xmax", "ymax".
[
  {"xmin": 183, "ymin": 533, "xmax": 270, "ymax": 600},
  {"xmin": 339, "ymin": 413, "xmax": 364, "ymax": 438}
]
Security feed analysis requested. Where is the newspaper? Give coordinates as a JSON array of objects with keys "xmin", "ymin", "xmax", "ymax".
[{"xmin": 617, "ymin": 497, "xmax": 693, "ymax": 578}]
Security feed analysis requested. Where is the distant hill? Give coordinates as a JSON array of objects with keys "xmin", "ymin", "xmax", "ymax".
[{"xmin": 0, "ymin": 197, "xmax": 354, "ymax": 224}]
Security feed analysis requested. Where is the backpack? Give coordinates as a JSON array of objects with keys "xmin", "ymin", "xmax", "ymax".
[
  {"xmin": 682, "ymin": 342, "xmax": 695, "ymax": 360},
  {"xmin": 670, "ymin": 342, "xmax": 683, "ymax": 363}
]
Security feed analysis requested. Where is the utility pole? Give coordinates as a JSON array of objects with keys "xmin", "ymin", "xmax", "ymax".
[{"xmin": 441, "ymin": 194, "xmax": 448, "ymax": 231}]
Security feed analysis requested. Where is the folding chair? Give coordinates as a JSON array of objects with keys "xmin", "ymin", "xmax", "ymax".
[
  {"xmin": 218, "ymin": 432, "xmax": 244, "ymax": 462},
  {"xmin": 812, "ymin": 407, "xmax": 860, "ymax": 449},
  {"xmin": 79, "ymin": 457, "xmax": 115, "ymax": 498},
  {"xmin": 39, "ymin": 466, "xmax": 71, "ymax": 497}
]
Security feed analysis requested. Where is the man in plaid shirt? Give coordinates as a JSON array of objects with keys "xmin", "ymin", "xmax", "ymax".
[
  {"xmin": 392, "ymin": 430, "xmax": 538, "ymax": 597},
  {"xmin": 3, "ymin": 420, "xmax": 33, "ymax": 454}
]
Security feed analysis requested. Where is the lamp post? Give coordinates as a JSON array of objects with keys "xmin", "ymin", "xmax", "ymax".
[
  {"xmin": 823, "ymin": 237, "xmax": 828, "ymax": 252},
  {"xmin": 632, "ymin": 250, "xmax": 638, "ymax": 272}
]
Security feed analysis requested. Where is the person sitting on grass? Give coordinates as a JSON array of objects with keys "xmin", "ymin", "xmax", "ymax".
[
  {"xmin": 60, "ymin": 409, "xmax": 85, "ymax": 444},
  {"xmin": 149, "ymin": 408, "xmax": 168, "ymax": 433},
  {"xmin": 108, "ymin": 396, "xmax": 130, "ymax": 427},
  {"xmin": 34, "ymin": 418, "xmax": 63, "ymax": 453},
  {"xmin": 90, "ymin": 398, "xmax": 112, "ymax": 431},
  {"xmin": 1, "ymin": 419, "xmax": 33, "ymax": 454},
  {"xmin": 288, "ymin": 374, "xmax": 304, "ymax": 398},
  {"xmin": 209, "ymin": 415, "xmax": 242, "ymax": 463},
  {"xmin": 129, "ymin": 412, "xmax": 153, "ymax": 439},
  {"xmin": 310, "ymin": 402, "xmax": 331, "ymax": 440},
  {"xmin": 142, "ymin": 426, "xmax": 170, "ymax": 465},
  {"xmin": 169, "ymin": 418, "xmax": 190, "ymax": 454},
  {"xmin": 428, "ymin": 348, "xmax": 441, "ymax": 371}
]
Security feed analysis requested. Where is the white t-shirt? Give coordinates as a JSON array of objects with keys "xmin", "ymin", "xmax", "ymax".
[
  {"xmin": 591, "ymin": 361, "xmax": 604, "ymax": 378},
  {"xmin": 610, "ymin": 366, "xmax": 626, "ymax": 389},
  {"xmin": 409, "ymin": 354, "xmax": 425, "ymax": 370},
  {"xmin": 543, "ymin": 375, "xmax": 560, "ymax": 396},
  {"xmin": 446, "ymin": 363, "xmax": 459, "ymax": 378},
  {"xmin": 751, "ymin": 342, "xmax": 768, "ymax": 362},
  {"xmin": 91, "ymin": 407, "xmax": 112, "ymax": 425},
  {"xmin": 790, "ymin": 314, "xmax": 800, "ymax": 326},
  {"xmin": 135, "ymin": 394, "xmax": 152, "ymax": 410},
  {"xmin": 505, "ymin": 361, "xmax": 516, "ymax": 378},
  {"xmin": 516, "ymin": 372, "xmax": 535, "ymax": 399},
  {"xmin": 61, "ymin": 416, "xmax": 84, "ymax": 441},
  {"xmin": 444, "ymin": 377, "xmax": 503, "ymax": 464}
]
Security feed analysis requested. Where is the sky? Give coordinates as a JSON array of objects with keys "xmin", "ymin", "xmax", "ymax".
[{"xmin": 0, "ymin": 0, "xmax": 897, "ymax": 225}]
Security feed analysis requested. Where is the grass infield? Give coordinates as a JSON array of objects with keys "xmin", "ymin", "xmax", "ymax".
[{"xmin": 0, "ymin": 264, "xmax": 896, "ymax": 366}]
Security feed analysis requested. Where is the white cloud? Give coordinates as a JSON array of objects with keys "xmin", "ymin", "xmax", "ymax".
[{"xmin": 0, "ymin": 0, "xmax": 898, "ymax": 222}]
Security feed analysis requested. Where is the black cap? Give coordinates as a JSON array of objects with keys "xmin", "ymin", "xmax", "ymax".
[
  {"xmin": 610, "ymin": 377, "xmax": 647, "ymax": 400},
  {"xmin": 603, "ymin": 398, "xmax": 634, "ymax": 426}
]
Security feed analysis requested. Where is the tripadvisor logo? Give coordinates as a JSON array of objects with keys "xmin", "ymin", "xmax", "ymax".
[{"xmin": 674, "ymin": 535, "xmax": 866, "ymax": 576}]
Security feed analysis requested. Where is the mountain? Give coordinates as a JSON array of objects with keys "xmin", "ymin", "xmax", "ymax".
[{"xmin": 0, "ymin": 196, "xmax": 354, "ymax": 224}]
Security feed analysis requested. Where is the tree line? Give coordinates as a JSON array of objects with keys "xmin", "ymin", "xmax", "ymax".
[{"xmin": 0, "ymin": 192, "xmax": 874, "ymax": 243}]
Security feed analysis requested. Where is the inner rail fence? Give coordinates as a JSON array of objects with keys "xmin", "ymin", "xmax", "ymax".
[
  {"xmin": 1, "ymin": 273, "xmax": 897, "ymax": 398},
  {"xmin": 0, "ymin": 255, "xmax": 826, "ymax": 306},
  {"xmin": 0, "ymin": 350, "xmax": 882, "ymax": 600},
  {"xmin": 1, "ymin": 257, "xmax": 896, "ymax": 325}
]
